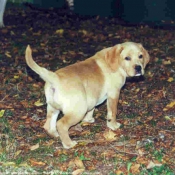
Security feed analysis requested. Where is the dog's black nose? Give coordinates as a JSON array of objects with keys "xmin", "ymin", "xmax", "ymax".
[{"xmin": 135, "ymin": 65, "xmax": 141, "ymax": 73}]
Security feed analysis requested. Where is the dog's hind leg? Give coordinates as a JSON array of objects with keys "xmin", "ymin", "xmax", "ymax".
[
  {"xmin": 82, "ymin": 108, "xmax": 95, "ymax": 123},
  {"xmin": 43, "ymin": 104, "xmax": 60, "ymax": 138},
  {"xmin": 56, "ymin": 107, "xmax": 87, "ymax": 149}
]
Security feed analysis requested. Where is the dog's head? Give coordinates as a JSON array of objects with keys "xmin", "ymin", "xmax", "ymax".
[{"xmin": 105, "ymin": 42, "xmax": 150, "ymax": 77}]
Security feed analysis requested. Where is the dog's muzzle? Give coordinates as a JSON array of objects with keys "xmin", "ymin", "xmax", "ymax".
[{"xmin": 135, "ymin": 65, "xmax": 142, "ymax": 76}]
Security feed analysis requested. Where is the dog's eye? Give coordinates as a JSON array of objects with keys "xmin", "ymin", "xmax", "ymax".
[
  {"xmin": 139, "ymin": 54, "xmax": 143, "ymax": 59},
  {"xmin": 125, "ymin": 56, "xmax": 131, "ymax": 61}
]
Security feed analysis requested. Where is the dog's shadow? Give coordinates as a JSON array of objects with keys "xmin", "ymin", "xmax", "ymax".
[
  {"xmin": 126, "ymin": 75, "xmax": 145, "ymax": 83},
  {"xmin": 122, "ymin": 75, "xmax": 145, "ymax": 90}
]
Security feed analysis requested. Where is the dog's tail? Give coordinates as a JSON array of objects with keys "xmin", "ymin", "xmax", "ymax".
[{"xmin": 25, "ymin": 45, "xmax": 58, "ymax": 84}]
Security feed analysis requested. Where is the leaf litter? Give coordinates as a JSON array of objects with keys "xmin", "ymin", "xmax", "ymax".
[{"xmin": 0, "ymin": 5, "xmax": 175, "ymax": 175}]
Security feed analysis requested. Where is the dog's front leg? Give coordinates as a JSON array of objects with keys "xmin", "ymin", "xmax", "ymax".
[{"xmin": 107, "ymin": 91, "xmax": 121, "ymax": 130}]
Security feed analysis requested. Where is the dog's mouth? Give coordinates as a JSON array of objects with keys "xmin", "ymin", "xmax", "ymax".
[{"xmin": 134, "ymin": 65, "xmax": 142, "ymax": 76}]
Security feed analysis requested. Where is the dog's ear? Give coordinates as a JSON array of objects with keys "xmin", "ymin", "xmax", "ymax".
[
  {"xmin": 138, "ymin": 43, "xmax": 150, "ymax": 68},
  {"xmin": 105, "ymin": 44, "xmax": 123, "ymax": 72}
]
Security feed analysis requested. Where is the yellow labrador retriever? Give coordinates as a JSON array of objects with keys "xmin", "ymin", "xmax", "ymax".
[{"xmin": 25, "ymin": 42, "xmax": 149, "ymax": 149}]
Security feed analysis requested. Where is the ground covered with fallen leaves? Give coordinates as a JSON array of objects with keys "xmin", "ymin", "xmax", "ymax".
[{"xmin": 0, "ymin": 5, "xmax": 175, "ymax": 175}]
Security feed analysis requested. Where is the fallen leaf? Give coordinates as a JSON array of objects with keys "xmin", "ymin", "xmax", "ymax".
[
  {"xmin": 72, "ymin": 169, "xmax": 85, "ymax": 175},
  {"xmin": 34, "ymin": 99, "xmax": 44, "ymax": 107},
  {"xmin": 79, "ymin": 30, "xmax": 87, "ymax": 35},
  {"xmin": 122, "ymin": 101, "xmax": 129, "ymax": 105},
  {"xmin": 32, "ymin": 83, "xmax": 40, "ymax": 88},
  {"xmin": 138, "ymin": 149, "xmax": 145, "ymax": 156},
  {"xmin": 101, "ymin": 150, "xmax": 116, "ymax": 157},
  {"xmin": 147, "ymin": 161, "xmax": 162, "ymax": 169},
  {"xmin": 2, "ymin": 162, "xmax": 16, "ymax": 166},
  {"xmin": 131, "ymin": 164, "xmax": 140, "ymax": 174},
  {"xmin": 164, "ymin": 116, "xmax": 171, "ymax": 120},
  {"xmin": 20, "ymin": 116, "xmax": 28, "ymax": 119},
  {"xmin": 55, "ymin": 29, "xmax": 64, "ymax": 35},
  {"xmin": 115, "ymin": 170, "xmax": 124, "ymax": 175},
  {"xmin": 40, "ymin": 43, "xmax": 45, "ymax": 46},
  {"xmin": 30, "ymin": 143, "xmax": 39, "ymax": 151},
  {"xmin": 82, "ymin": 30, "xmax": 87, "ymax": 35},
  {"xmin": 5, "ymin": 51, "xmax": 11, "ymax": 58},
  {"xmin": 43, "ymin": 140, "xmax": 55, "ymax": 146},
  {"xmin": 172, "ymin": 147, "xmax": 175, "ymax": 152},
  {"xmin": 14, "ymin": 75, "xmax": 19, "ymax": 79},
  {"xmin": 18, "ymin": 162, "xmax": 29, "ymax": 167},
  {"xmin": 54, "ymin": 149, "xmax": 68, "ymax": 157},
  {"xmin": 69, "ymin": 157, "xmax": 85, "ymax": 169},
  {"xmin": 154, "ymin": 57, "xmax": 159, "ymax": 62},
  {"xmin": 103, "ymin": 130, "xmax": 117, "ymax": 141},
  {"xmin": 33, "ymin": 31, "xmax": 41, "ymax": 36},
  {"xmin": 29, "ymin": 158, "xmax": 46, "ymax": 166},
  {"xmin": 21, "ymin": 100, "xmax": 30, "ymax": 108},
  {"xmin": 163, "ymin": 101, "xmax": 175, "ymax": 111},
  {"xmin": 0, "ymin": 110, "xmax": 5, "ymax": 117},
  {"xmin": 14, "ymin": 150, "xmax": 22, "ymax": 158},
  {"xmin": 10, "ymin": 31, "xmax": 15, "ymax": 35},
  {"xmin": 163, "ymin": 60, "xmax": 171, "ymax": 65},
  {"xmin": 167, "ymin": 77, "xmax": 174, "ymax": 82},
  {"xmin": 36, "ymin": 109, "xmax": 43, "ymax": 113},
  {"xmin": 1, "ymin": 29, "xmax": 8, "ymax": 34}
]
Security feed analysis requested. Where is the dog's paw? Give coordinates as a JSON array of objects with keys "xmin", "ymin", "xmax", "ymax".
[
  {"xmin": 62, "ymin": 141, "xmax": 77, "ymax": 149},
  {"xmin": 49, "ymin": 130, "xmax": 59, "ymax": 137},
  {"xmin": 45, "ymin": 129, "xmax": 59, "ymax": 138},
  {"xmin": 107, "ymin": 121, "xmax": 121, "ymax": 130},
  {"xmin": 43, "ymin": 123, "xmax": 50, "ymax": 131}
]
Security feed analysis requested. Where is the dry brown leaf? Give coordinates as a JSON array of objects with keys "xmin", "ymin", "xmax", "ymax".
[
  {"xmin": 34, "ymin": 99, "xmax": 44, "ymax": 107},
  {"xmin": 101, "ymin": 150, "xmax": 116, "ymax": 157},
  {"xmin": 32, "ymin": 83, "xmax": 41, "ymax": 88},
  {"xmin": 72, "ymin": 168, "xmax": 85, "ymax": 175},
  {"xmin": 78, "ymin": 30, "xmax": 87, "ymax": 35},
  {"xmin": 29, "ymin": 158, "xmax": 46, "ymax": 166},
  {"xmin": 138, "ymin": 149, "xmax": 145, "ymax": 156},
  {"xmin": 136, "ymin": 157, "xmax": 148, "ymax": 165},
  {"xmin": 163, "ymin": 60, "xmax": 171, "ymax": 65},
  {"xmin": 55, "ymin": 29, "xmax": 64, "ymax": 35},
  {"xmin": 103, "ymin": 130, "xmax": 117, "ymax": 141},
  {"xmin": 20, "ymin": 116, "xmax": 28, "ymax": 119},
  {"xmin": 115, "ymin": 170, "xmax": 124, "ymax": 175},
  {"xmin": 172, "ymin": 147, "xmax": 175, "ymax": 152},
  {"xmin": 43, "ymin": 139, "xmax": 55, "ymax": 146},
  {"xmin": 30, "ymin": 143, "xmax": 39, "ymax": 151},
  {"xmin": 163, "ymin": 101, "xmax": 175, "ymax": 111},
  {"xmin": 131, "ymin": 163, "xmax": 140, "ymax": 174},
  {"xmin": 167, "ymin": 77, "xmax": 174, "ymax": 82},
  {"xmin": 21, "ymin": 100, "xmax": 30, "ymax": 108},
  {"xmin": 5, "ymin": 51, "xmax": 11, "ymax": 58},
  {"xmin": 147, "ymin": 161, "xmax": 162, "ymax": 169},
  {"xmin": 14, "ymin": 150, "xmax": 22, "ymax": 158},
  {"xmin": 54, "ymin": 149, "xmax": 68, "ymax": 157},
  {"xmin": 69, "ymin": 157, "xmax": 85, "ymax": 169}
]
